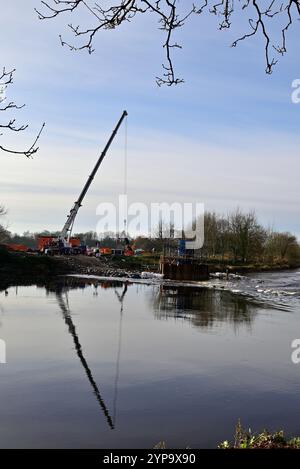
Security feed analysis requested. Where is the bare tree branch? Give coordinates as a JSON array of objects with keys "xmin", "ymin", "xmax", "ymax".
[
  {"xmin": 36, "ymin": 0, "xmax": 300, "ymax": 84},
  {"xmin": 0, "ymin": 68, "xmax": 45, "ymax": 158},
  {"xmin": 204, "ymin": 0, "xmax": 300, "ymax": 74},
  {"xmin": 0, "ymin": 123, "xmax": 45, "ymax": 158},
  {"xmin": 36, "ymin": 0, "xmax": 197, "ymax": 85}
]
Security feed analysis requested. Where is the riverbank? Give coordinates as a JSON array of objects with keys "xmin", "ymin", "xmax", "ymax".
[
  {"xmin": 0, "ymin": 248, "xmax": 151, "ymax": 287},
  {"xmin": 0, "ymin": 247, "xmax": 299, "ymax": 287}
]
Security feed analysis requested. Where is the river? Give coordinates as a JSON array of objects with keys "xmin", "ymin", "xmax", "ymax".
[{"xmin": 0, "ymin": 269, "xmax": 300, "ymax": 448}]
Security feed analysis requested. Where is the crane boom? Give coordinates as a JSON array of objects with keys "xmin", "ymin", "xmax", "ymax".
[{"xmin": 61, "ymin": 110, "xmax": 128, "ymax": 241}]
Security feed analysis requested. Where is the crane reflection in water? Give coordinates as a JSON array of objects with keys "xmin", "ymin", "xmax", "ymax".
[
  {"xmin": 39, "ymin": 277, "xmax": 263, "ymax": 432},
  {"xmin": 53, "ymin": 280, "xmax": 128, "ymax": 430}
]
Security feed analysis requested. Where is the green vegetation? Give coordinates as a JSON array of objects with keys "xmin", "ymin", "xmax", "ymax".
[
  {"xmin": 155, "ymin": 422, "xmax": 300, "ymax": 449},
  {"xmin": 219, "ymin": 421, "xmax": 300, "ymax": 449}
]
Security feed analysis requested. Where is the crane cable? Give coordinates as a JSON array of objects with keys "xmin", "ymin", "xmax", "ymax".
[
  {"xmin": 123, "ymin": 114, "xmax": 128, "ymax": 236},
  {"xmin": 112, "ymin": 282, "xmax": 128, "ymax": 425}
]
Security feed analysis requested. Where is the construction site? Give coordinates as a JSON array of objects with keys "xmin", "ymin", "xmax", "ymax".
[{"xmin": 1, "ymin": 110, "xmax": 209, "ymax": 282}]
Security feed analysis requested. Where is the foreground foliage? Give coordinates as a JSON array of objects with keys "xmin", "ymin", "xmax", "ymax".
[{"xmin": 219, "ymin": 421, "xmax": 300, "ymax": 449}]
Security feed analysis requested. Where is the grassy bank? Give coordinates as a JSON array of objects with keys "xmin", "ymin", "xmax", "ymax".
[{"xmin": 92, "ymin": 254, "xmax": 300, "ymax": 273}]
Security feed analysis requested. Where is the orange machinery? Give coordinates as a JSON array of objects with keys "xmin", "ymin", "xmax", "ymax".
[
  {"xmin": 100, "ymin": 247, "xmax": 112, "ymax": 255},
  {"xmin": 37, "ymin": 236, "xmax": 81, "ymax": 252},
  {"xmin": 3, "ymin": 243, "xmax": 29, "ymax": 252}
]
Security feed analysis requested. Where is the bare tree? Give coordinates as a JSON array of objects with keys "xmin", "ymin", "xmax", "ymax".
[
  {"xmin": 266, "ymin": 231, "xmax": 298, "ymax": 260},
  {"xmin": 202, "ymin": 212, "xmax": 218, "ymax": 259},
  {"xmin": 0, "ymin": 205, "xmax": 6, "ymax": 218},
  {"xmin": 0, "ymin": 67, "xmax": 45, "ymax": 157},
  {"xmin": 228, "ymin": 208, "xmax": 267, "ymax": 263},
  {"xmin": 0, "ymin": 205, "xmax": 10, "ymax": 243},
  {"xmin": 36, "ymin": 1, "xmax": 300, "ymax": 85}
]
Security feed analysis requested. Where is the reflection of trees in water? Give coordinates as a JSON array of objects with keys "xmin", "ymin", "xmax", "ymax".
[
  {"xmin": 151, "ymin": 286, "xmax": 257, "ymax": 330},
  {"xmin": 42, "ymin": 277, "xmax": 125, "ymax": 295},
  {"xmin": 41, "ymin": 278, "xmax": 257, "ymax": 331},
  {"xmin": 4, "ymin": 276, "xmax": 258, "ymax": 332}
]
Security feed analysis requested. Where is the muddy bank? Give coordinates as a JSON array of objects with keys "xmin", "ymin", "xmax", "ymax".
[{"xmin": 0, "ymin": 249, "xmax": 151, "ymax": 289}]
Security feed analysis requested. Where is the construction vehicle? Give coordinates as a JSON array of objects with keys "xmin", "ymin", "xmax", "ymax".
[
  {"xmin": 38, "ymin": 236, "xmax": 82, "ymax": 254},
  {"xmin": 38, "ymin": 111, "xmax": 128, "ymax": 255}
]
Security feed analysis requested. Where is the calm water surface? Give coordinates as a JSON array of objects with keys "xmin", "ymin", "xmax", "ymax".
[{"xmin": 1, "ymin": 270, "xmax": 300, "ymax": 448}]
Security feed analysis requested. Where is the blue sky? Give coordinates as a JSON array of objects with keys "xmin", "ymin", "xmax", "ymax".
[{"xmin": 1, "ymin": 1, "xmax": 300, "ymax": 237}]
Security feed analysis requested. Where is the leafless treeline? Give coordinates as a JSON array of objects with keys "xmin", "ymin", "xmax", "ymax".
[
  {"xmin": 200, "ymin": 209, "xmax": 299, "ymax": 265},
  {"xmin": 1, "ymin": 207, "xmax": 299, "ymax": 265}
]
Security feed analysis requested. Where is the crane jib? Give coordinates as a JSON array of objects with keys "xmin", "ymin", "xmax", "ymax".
[{"xmin": 60, "ymin": 110, "xmax": 128, "ymax": 241}]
